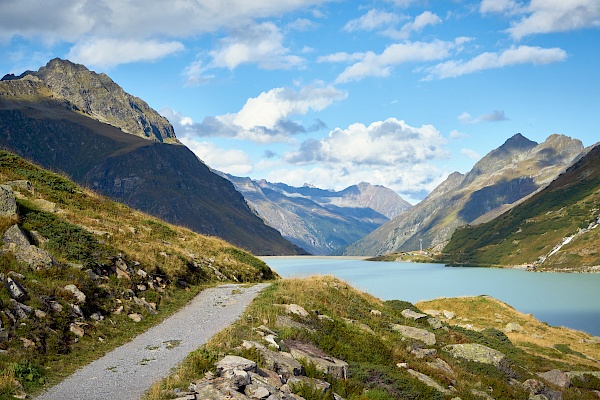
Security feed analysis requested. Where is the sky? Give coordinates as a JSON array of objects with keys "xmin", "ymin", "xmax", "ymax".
[{"xmin": 1, "ymin": 0, "xmax": 599, "ymax": 204}]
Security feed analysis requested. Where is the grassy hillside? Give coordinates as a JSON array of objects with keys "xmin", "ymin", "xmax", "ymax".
[
  {"xmin": 440, "ymin": 144, "xmax": 600, "ymax": 270},
  {"xmin": 147, "ymin": 276, "xmax": 600, "ymax": 400},
  {"xmin": 0, "ymin": 150, "xmax": 275, "ymax": 398}
]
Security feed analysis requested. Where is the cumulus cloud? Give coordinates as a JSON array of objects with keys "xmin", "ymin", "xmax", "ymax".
[
  {"xmin": 180, "ymin": 139, "xmax": 254, "ymax": 176},
  {"xmin": 384, "ymin": 11, "xmax": 443, "ymax": 39},
  {"xmin": 449, "ymin": 129, "xmax": 469, "ymax": 139},
  {"xmin": 343, "ymin": 9, "xmax": 401, "ymax": 32},
  {"xmin": 507, "ymin": 0, "xmax": 600, "ymax": 39},
  {"xmin": 458, "ymin": 110, "xmax": 509, "ymax": 124},
  {"xmin": 333, "ymin": 39, "xmax": 462, "ymax": 83},
  {"xmin": 284, "ymin": 118, "xmax": 448, "ymax": 166},
  {"xmin": 67, "ymin": 38, "xmax": 184, "ymax": 68},
  {"xmin": 162, "ymin": 83, "xmax": 346, "ymax": 143},
  {"xmin": 209, "ymin": 22, "xmax": 304, "ymax": 70},
  {"xmin": 424, "ymin": 45, "xmax": 567, "ymax": 80},
  {"xmin": 480, "ymin": 0, "xmax": 524, "ymax": 15}
]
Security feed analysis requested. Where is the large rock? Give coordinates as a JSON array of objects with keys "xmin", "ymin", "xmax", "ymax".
[
  {"xmin": 5, "ymin": 277, "xmax": 28, "ymax": 301},
  {"xmin": 64, "ymin": 284, "xmax": 86, "ymax": 303},
  {"xmin": 538, "ymin": 369, "xmax": 570, "ymax": 388},
  {"xmin": 444, "ymin": 344, "xmax": 513, "ymax": 376},
  {"xmin": 6, "ymin": 243, "xmax": 55, "ymax": 269},
  {"xmin": 0, "ymin": 185, "xmax": 17, "ymax": 217},
  {"xmin": 391, "ymin": 324, "xmax": 436, "ymax": 346},
  {"xmin": 401, "ymin": 309, "xmax": 428, "ymax": 320},
  {"xmin": 406, "ymin": 369, "xmax": 453, "ymax": 395},
  {"xmin": 2, "ymin": 225, "xmax": 30, "ymax": 246},
  {"xmin": 243, "ymin": 341, "xmax": 303, "ymax": 381},
  {"xmin": 215, "ymin": 355, "xmax": 257, "ymax": 374},
  {"xmin": 289, "ymin": 347, "xmax": 349, "ymax": 379}
]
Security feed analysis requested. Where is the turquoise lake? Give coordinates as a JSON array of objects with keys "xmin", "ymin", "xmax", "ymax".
[{"xmin": 262, "ymin": 257, "xmax": 600, "ymax": 336}]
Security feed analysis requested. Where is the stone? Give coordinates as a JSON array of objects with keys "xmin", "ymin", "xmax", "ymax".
[
  {"xmin": 0, "ymin": 185, "xmax": 18, "ymax": 217},
  {"xmin": 10, "ymin": 299, "xmax": 33, "ymax": 319},
  {"xmin": 128, "ymin": 313, "xmax": 142, "ymax": 322},
  {"xmin": 32, "ymin": 198, "xmax": 56, "ymax": 212},
  {"xmin": 505, "ymin": 322, "xmax": 523, "ymax": 333},
  {"xmin": 264, "ymin": 334, "xmax": 279, "ymax": 349},
  {"xmin": 427, "ymin": 358, "xmax": 455, "ymax": 377},
  {"xmin": 2, "ymin": 225, "xmax": 30, "ymax": 246},
  {"xmin": 401, "ymin": 309, "xmax": 428, "ymax": 320},
  {"xmin": 443, "ymin": 310, "xmax": 455, "ymax": 319},
  {"xmin": 444, "ymin": 344, "xmax": 513, "ymax": 376},
  {"xmin": 64, "ymin": 284, "xmax": 86, "ymax": 303},
  {"xmin": 245, "ymin": 344, "xmax": 303, "ymax": 381},
  {"xmin": 5, "ymin": 180, "xmax": 33, "ymax": 193},
  {"xmin": 116, "ymin": 267, "xmax": 131, "ymax": 280},
  {"xmin": 34, "ymin": 309, "xmax": 47, "ymax": 318},
  {"xmin": 133, "ymin": 296, "xmax": 158, "ymax": 315},
  {"xmin": 289, "ymin": 347, "xmax": 349, "ymax": 380},
  {"xmin": 391, "ymin": 324, "xmax": 436, "ymax": 346},
  {"xmin": 216, "ymin": 355, "xmax": 258, "ymax": 373},
  {"xmin": 220, "ymin": 368, "xmax": 252, "ymax": 390},
  {"xmin": 424, "ymin": 309, "xmax": 442, "ymax": 317},
  {"xmin": 70, "ymin": 304, "xmax": 84, "ymax": 318},
  {"xmin": 15, "ymin": 244, "xmax": 55, "ymax": 269},
  {"xmin": 523, "ymin": 379, "xmax": 546, "ymax": 395},
  {"xmin": 5, "ymin": 277, "xmax": 28, "ymax": 301},
  {"xmin": 407, "ymin": 369, "xmax": 453, "ymax": 395},
  {"xmin": 90, "ymin": 312, "xmax": 104, "ymax": 321},
  {"xmin": 70, "ymin": 323, "xmax": 85, "ymax": 337},
  {"xmin": 538, "ymin": 369, "xmax": 571, "ymax": 388},
  {"xmin": 246, "ymin": 385, "xmax": 270, "ymax": 399},
  {"xmin": 285, "ymin": 304, "xmax": 309, "ymax": 317},
  {"xmin": 20, "ymin": 337, "xmax": 35, "ymax": 348},
  {"xmin": 136, "ymin": 268, "xmax": 148, "ymax": 278},
  {"xmin": 286, "ymin": 376, "xmax": 331, "ymax": 394},
  {"xmin": 370, "ymin": 309, "xmax": 382, "ymax": 316},
  {"xmin": 471, "ymin": 389, "xmax": 495, "ymax": 399},
  {"xmin": 427, "ymin": 317, "xmax": 443, "ymax": 329}
]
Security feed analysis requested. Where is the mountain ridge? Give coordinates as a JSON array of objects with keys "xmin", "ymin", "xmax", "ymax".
[
  {"xmin": 0, "ymin": 59, "xmax": 306, "ymax": 256},
  {"xmin": 343, "ymin": 133, "xmax": 585, "ymax": 256}
]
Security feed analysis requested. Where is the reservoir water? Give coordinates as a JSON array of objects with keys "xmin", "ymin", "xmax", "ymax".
[{"xmin": 263, "ymin": 257, "xmax": 600, "ymax": 336}]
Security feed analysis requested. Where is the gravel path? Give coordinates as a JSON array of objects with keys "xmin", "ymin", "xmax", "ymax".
[{"xmin": 36, "ymin": 283, "xmax": 270, "ymax": 400}]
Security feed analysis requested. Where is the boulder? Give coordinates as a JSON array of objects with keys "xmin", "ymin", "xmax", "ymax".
[
  {"xmin": 8, "ymin": 243, "xmax": 55, "ymax": 269},
  {"xmin": 410, "ymin": 348, "xmax": 437, "ymax": 359},
  {"xmin": 444, "ymin": 344, "xmax": 513, "ymax": 376},
  {"xmin": 5, "ymin": 277, "xmax": 28, "ymax": 301},
  {"xmin": 427, "ymin": 317, "xmax": 443, "ymax": 329},
  {"xmin": 5, "ymin": 180, "xmax": 33, "ymax": 193},
  {"xmin": 538, "ymin": 369, "xmax": 570, "ymax": 388},
  {"xmin": 128, "ymin": 313, "xmax": 142, "ymax": 322},
  {"xmin": 427, "ymin": 358, "xmax": 455, "ymax": 377},
  {"xmin": 2, "ymin": 225, "xmax": 30, "ymax": 246},
  {"xmin": 0, "ymin": 185, "xmax": 18, "ymax": 217},
  {"xmin": 64, "ymin": 284, "xmax": 86, "ymax": 303},
  {"xmin": 289, "ymin": 347, "xmax": 349, "ymax": 379},
  {"xmin": 243, "ymin": 343, "xmax": 303, "ymax": 381},
  {"xmin": 401, "ymin": 309, "xmax": 428, "ymax": 320},
  {"xmin": 443, "ymin": 310, "xmax": 455, "ymax": 320},
  {"xmin": 391, "ymin": 324, "xmax": 436, "ymax": 346},
  {"xmin": 285, "ymin": 376, "xmax": 331, "ymax": 394},
  {"xmin": 215, "ymin": 355, "xmax": 257, "ymax": 374},
  {"xmin": 284, "ymin": 304, "xmax": 309, "ymax": 317}
]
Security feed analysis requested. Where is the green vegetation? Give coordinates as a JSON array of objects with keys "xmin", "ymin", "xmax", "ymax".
[
  {"xmin": 147, "ymin": 276, "xmax": 600, "ymax": 400},
  {"xmin": 0, "ymin": 150, "xmax": 274, "ymax": 398}
]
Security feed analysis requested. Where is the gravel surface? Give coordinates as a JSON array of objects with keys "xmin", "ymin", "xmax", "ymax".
[{"xmin": 36, "ymin": 283, "xmax": 270, "ymax": 400}]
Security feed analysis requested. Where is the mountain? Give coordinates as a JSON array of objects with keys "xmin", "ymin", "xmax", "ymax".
[
  {"xmin": 441, "ymin": 143, "xmax": 600, "ymax": 270},
  {"xmin": 220, "ymin": 174, "xmax": 411, "ymax": 255},
  {"xmin": 343, "ymin": 133, "xmax": 585, "ymax": 256},
  {"xmin": 0, "ymin": 59, "xmax": 306, "ymax": 256}
]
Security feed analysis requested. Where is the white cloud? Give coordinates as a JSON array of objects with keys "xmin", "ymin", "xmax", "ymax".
[
  {"xmin": 182, "ymin": 60, "xmax": 214, "ymax": 87},
  {"xmin": 317, "ymin": 52, "xmax": 366, "ymax": 63},
  {"xmin": 209, "ymin": 22, "xmax": 304, "ymax": 70},
  {"xmin": 458, "ymin": 110, "xmax": 509, "ymax": 124},
  {"xmin": 161, "ymin": 83, "xmax": 346, "ymax": 143},
  {"xmin": 480, "ymin": 0, "xmax": 524, "ymax": 15},
  {"xmin": 343, "ymin": 9, "xmax": 401, "ymax": 32},
  {"xmin": 284, "ymin": 118, "xmax": 448, "ymax": 166},
  {"xmin": 461, "ymin": 148, "xmax": 481, "ymax": 159},
  {"xmin": 449, "ymin": 129, "xmax": 469, "ymax": 139},
  {"xmin": 67, "ymin": 39, "xmax": 184, "ymax": 68},
  {"xmin": 180, "ymin": 139, "xmax": 254, "ymax": 176},
  {"xmin": 384, "ymin": 11, "xmax": 442, "ymax": 39},
  {"xmin": 507, "ymin": 0, "xmax": 600, "ymax": 39},
  {"xmin": 334, "ymin": 39, "xmax": 459, "ymax": 83},
  {"xmin": 424, "ymin": 45, "xmax": 567, "ymax": 80},
  {"xmin": 0, "ymin": 0, "xmax": 332, "ymax": 67}
]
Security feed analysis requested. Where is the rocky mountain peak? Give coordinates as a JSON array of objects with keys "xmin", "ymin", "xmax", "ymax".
[{"xmin": 4, "ymin": 58, "xmax": 177, "ymax": 143}]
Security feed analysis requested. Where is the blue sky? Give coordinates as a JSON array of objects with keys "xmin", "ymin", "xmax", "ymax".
[{"xmin": 1, "ymin": 0, "xmax": 599, "ymax": 203}]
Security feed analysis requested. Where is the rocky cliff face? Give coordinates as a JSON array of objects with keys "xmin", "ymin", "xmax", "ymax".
[
  {"xmin": 221, "ymin": 175, "xmax": 411, "ymax": 255},
  {"xmin": 343, "ymin": 133, "xmax": 585, "ymax": 256},
  {"xmin": 2, "ymin": 58, "xmax": 176, "ymax": 142},
  {"xmin": 0, "ymin": 60, "xmax": 306, "ymax": 255}
]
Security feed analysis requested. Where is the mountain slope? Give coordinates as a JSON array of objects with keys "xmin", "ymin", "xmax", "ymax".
[
  {"xmin": 0, "ymin": 59, "xmax": 306, "ymax": 256},
  {"xmin": 441, "ymin": 143, "xmax": 600, "ymax": 270},
  {"xmin": 221, "ymin": 175, "xmax": 411, "ymax": 255},
  {"xmin": 343, "ymin": 133, "xmax": 584, "ymax": 256}
]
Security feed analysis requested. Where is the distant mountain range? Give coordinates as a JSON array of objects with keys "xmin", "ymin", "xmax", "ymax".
[
  {"xmin": 0, "ymin": 59, "xmax": 306, "ymax": 256},
  {"xmin": 219, "ymin": 175, "xmax": 411, "ymax": 255},
  {"xmin": 343, "ymin": 133, "xmax": 585, "ymax": 256},
  {"xmin": 441, "ymin": 142, "xmax": 600, "ymax": 270}
]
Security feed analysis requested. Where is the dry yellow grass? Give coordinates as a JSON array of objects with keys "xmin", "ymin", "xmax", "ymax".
[{"xmin": 416, "ymin": 296, "xmax": 600, "ymax": 369}]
